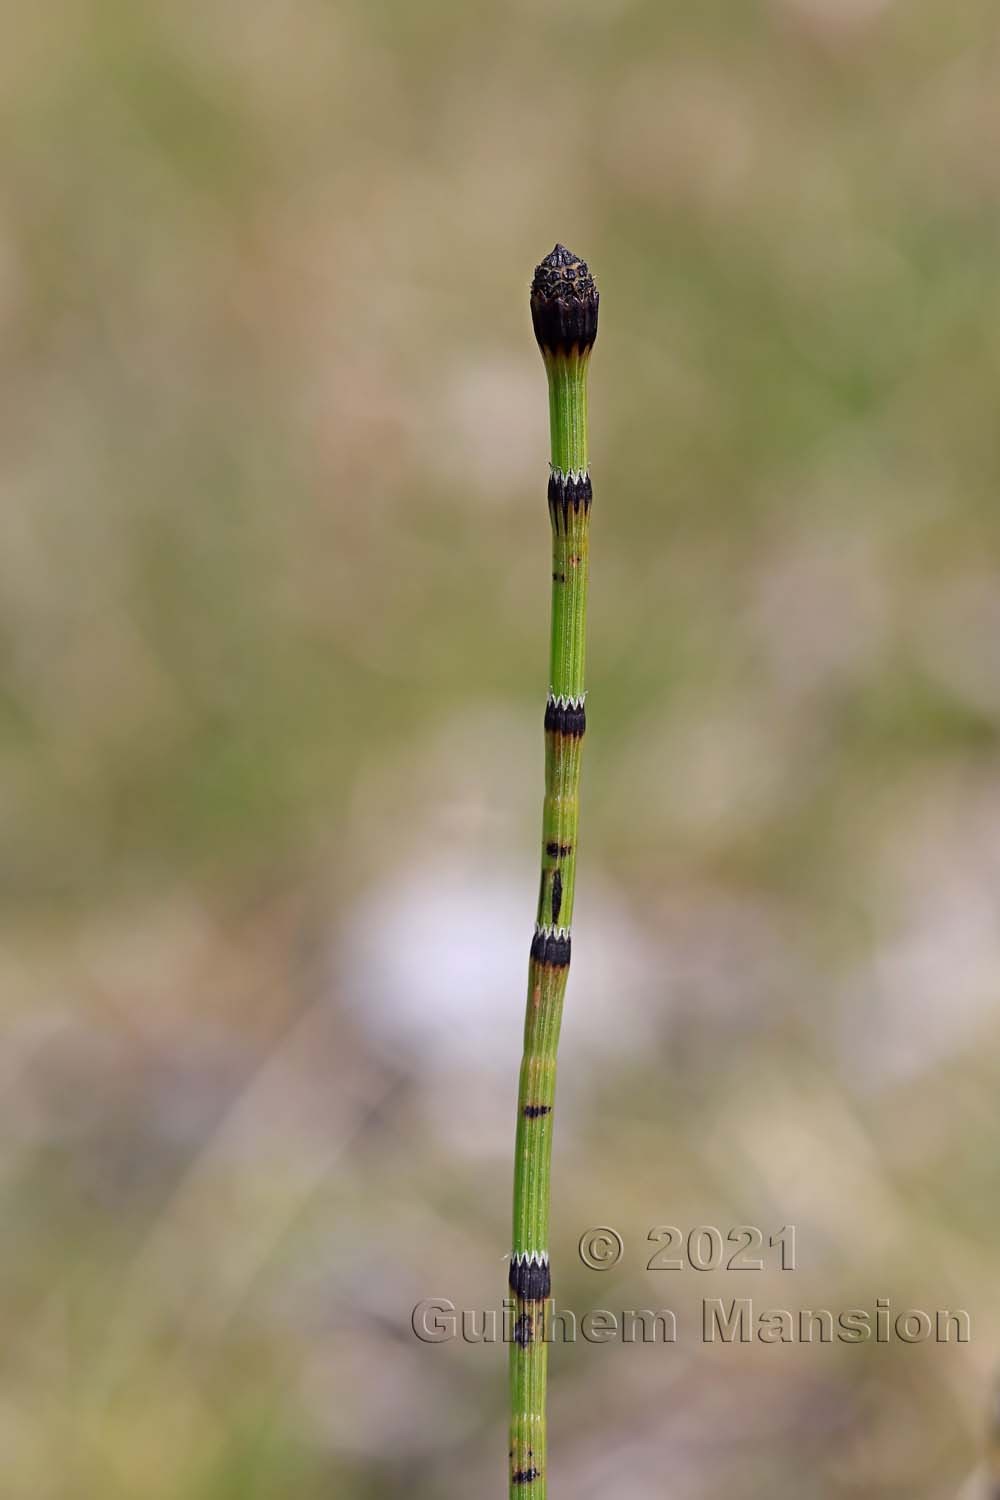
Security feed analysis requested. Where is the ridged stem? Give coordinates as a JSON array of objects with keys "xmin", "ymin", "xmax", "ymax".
[{"xmin": 509, "ymin": 246, "xmax": 598, "ymax": 1500}]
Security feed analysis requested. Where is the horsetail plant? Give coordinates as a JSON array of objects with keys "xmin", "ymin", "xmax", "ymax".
[{"xmin": 508, "ymin": 245, "xmax": 599, "ymax": 1499}]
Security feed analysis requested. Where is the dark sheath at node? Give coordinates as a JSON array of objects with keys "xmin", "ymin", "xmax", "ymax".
[
  {"xmin": 544, "ymin": 696, "xmax": 586, "ymax": 738},
  {"xmin": 509, "ymin": 1254, "xmax": 552, "ymax": 1301},
  {"xmin": 547, "ymin": 469, "xmax": 592, "ymax": 527},
  {"xmin": 530, "ymin": 927, "xmax": 571, "ymax": 968}
]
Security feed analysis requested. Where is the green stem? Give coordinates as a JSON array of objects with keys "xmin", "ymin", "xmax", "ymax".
[{"xmin": 509, "ymin": 247, "xmax": 599, "ymax": 1500}]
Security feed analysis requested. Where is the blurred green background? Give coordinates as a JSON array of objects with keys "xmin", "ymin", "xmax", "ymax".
[{"xmin": 4, "ymin": 0, "xmax": 1000, "ymax": 1495}]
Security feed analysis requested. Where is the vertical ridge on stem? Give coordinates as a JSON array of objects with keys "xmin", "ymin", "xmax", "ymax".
[{"xmin": 509, "ymin": 244, "xmax": 599, "ymax": 1500}]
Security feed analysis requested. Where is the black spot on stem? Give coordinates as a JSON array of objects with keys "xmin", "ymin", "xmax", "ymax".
[{"xmin": 513, "ymin": 1313, "xmax": 534, "ymax": 1347}]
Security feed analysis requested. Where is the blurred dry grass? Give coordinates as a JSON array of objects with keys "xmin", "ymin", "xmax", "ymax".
[{"xmin": 3, "ymin": 0, "xmax": 1000, "ymax": 1494}]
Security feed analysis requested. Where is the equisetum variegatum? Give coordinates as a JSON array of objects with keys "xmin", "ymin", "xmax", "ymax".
[{"xmin": 508, "ymin": 244, "xmax": 599, "ymax": 1500}]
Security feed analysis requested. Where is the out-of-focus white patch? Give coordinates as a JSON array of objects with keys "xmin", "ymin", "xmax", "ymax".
[
  {"xmin": 337, "ymin": 854, "xmax": 659, "ymax": 1151},
  {"xmin": 339, "ymin": 857, "xmax": 524, "ymax": 1072},
  {"xmin": 340, "ymin": 856, "xmax": 657, "ymax": 1068}
]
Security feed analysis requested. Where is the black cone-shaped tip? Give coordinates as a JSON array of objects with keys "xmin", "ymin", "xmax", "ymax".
[{"xmin": 530, "ymin": 244, "xmax": 599, "ymax": 356}]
